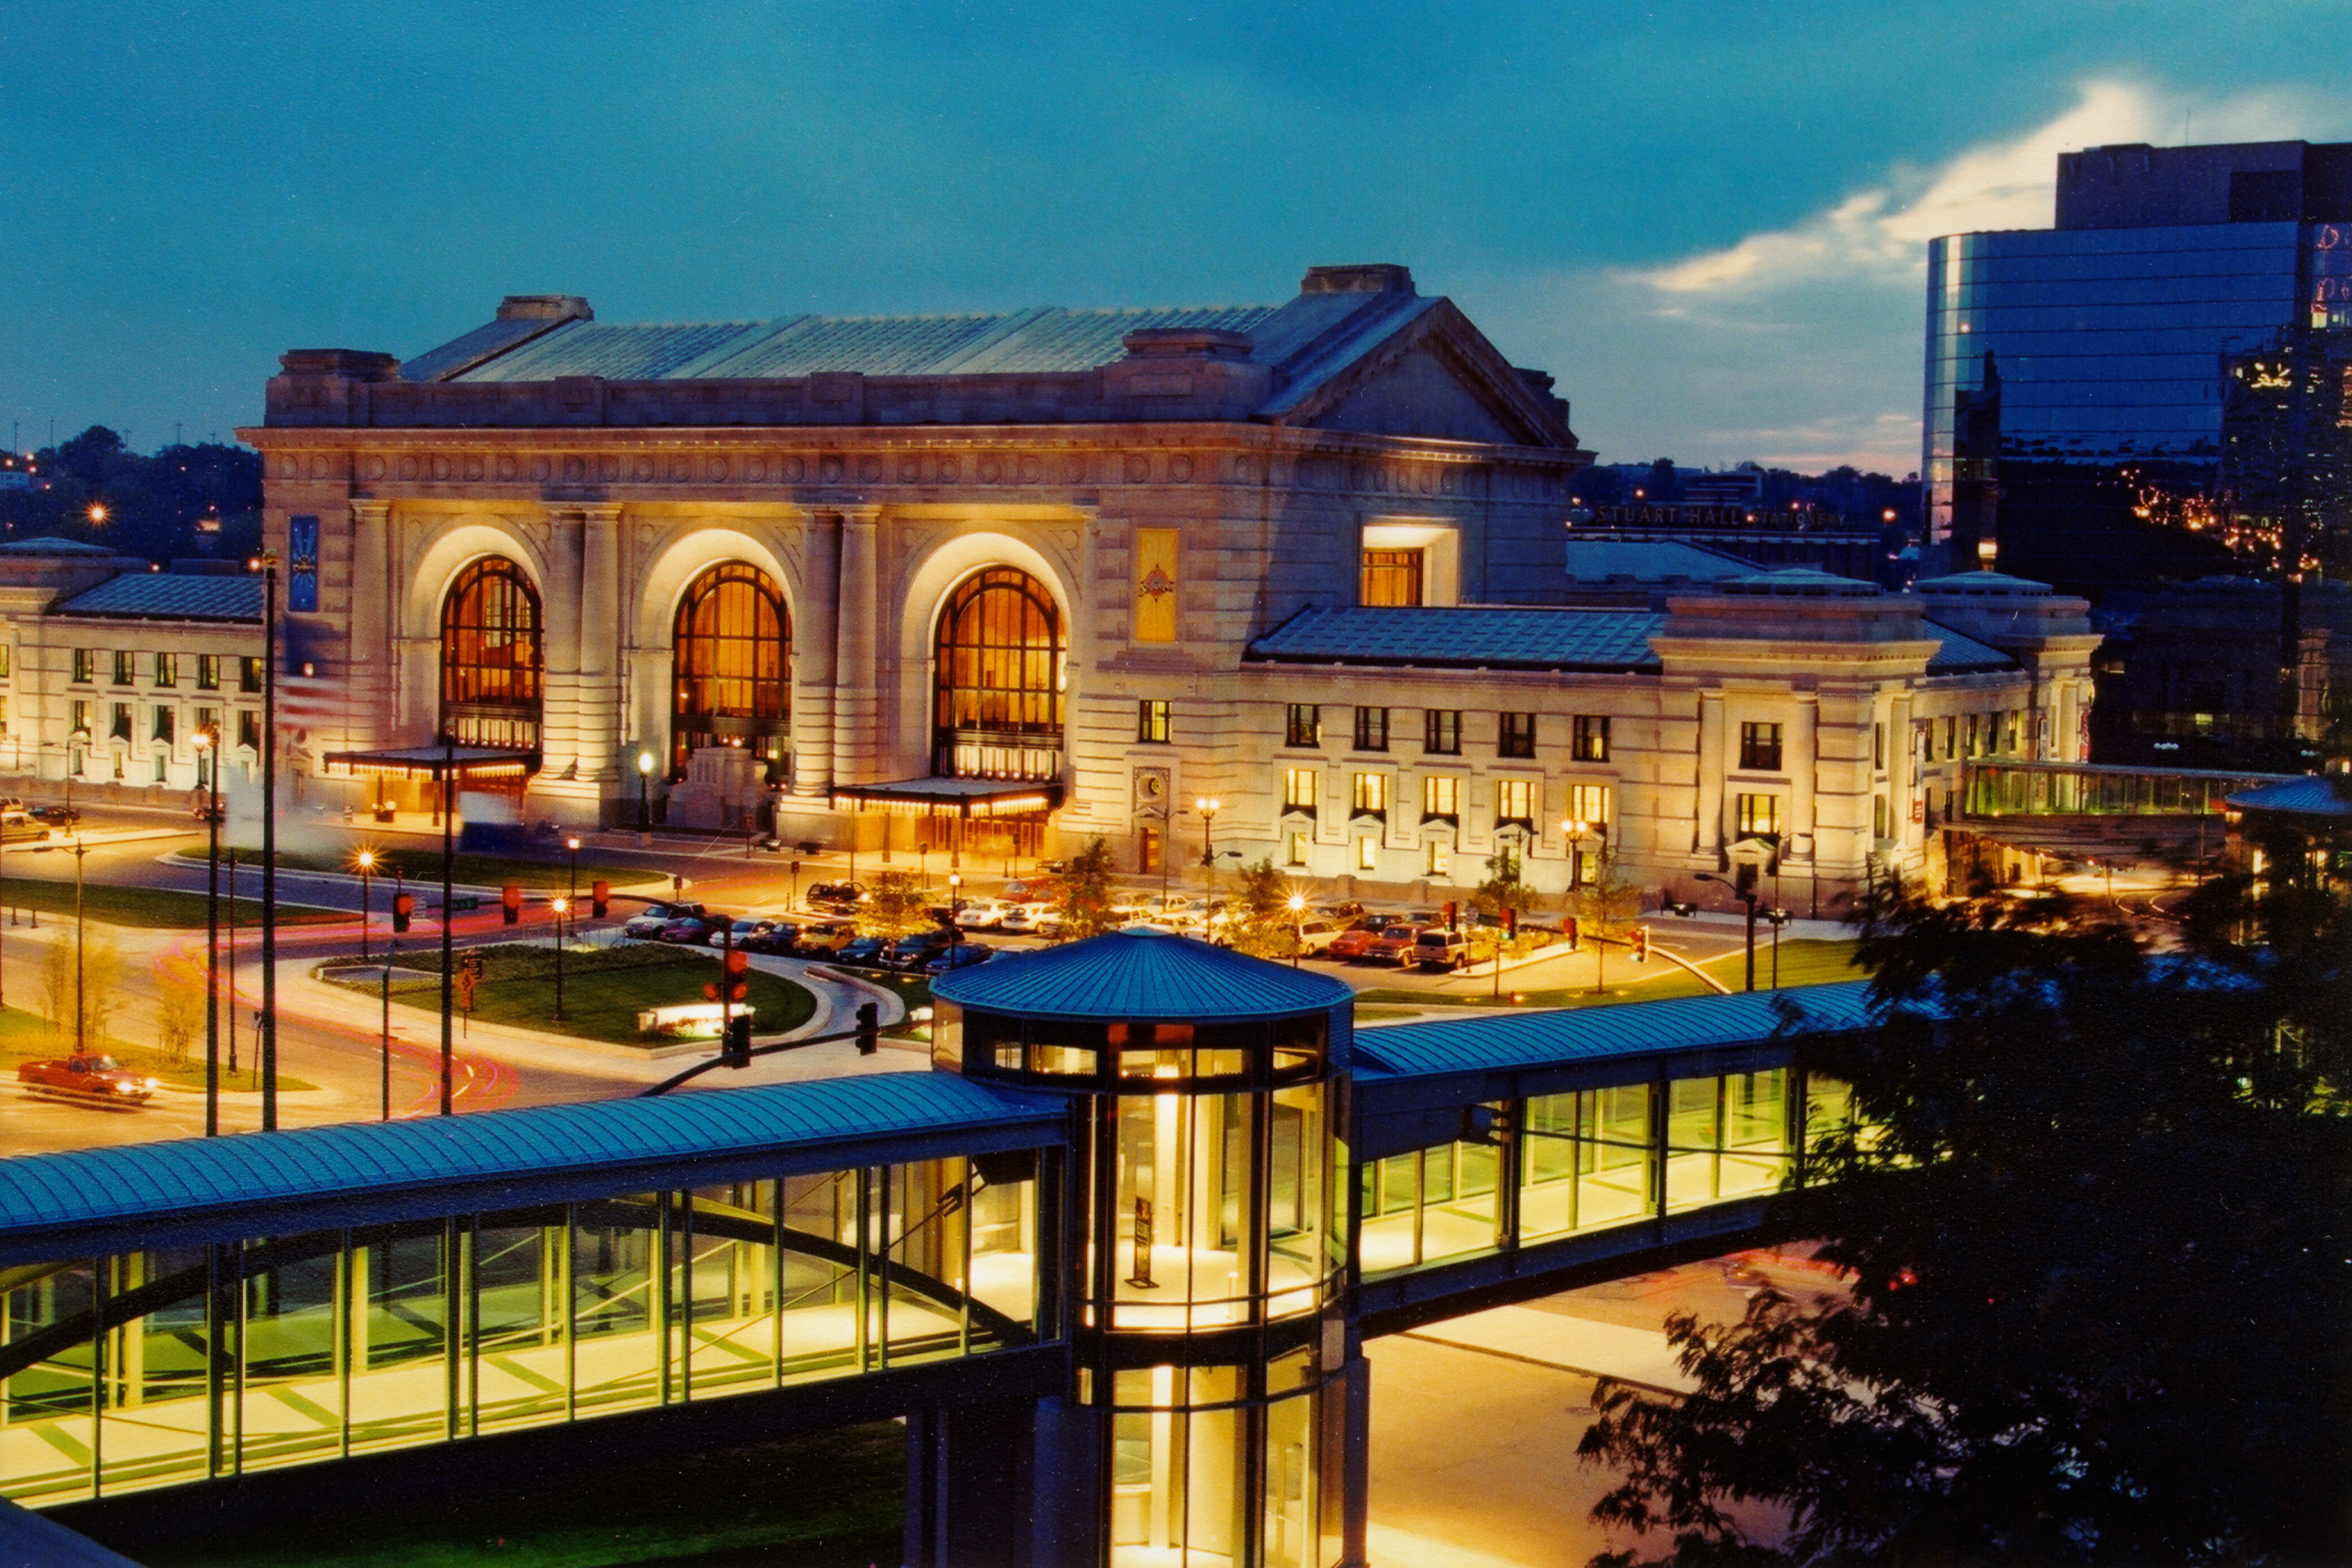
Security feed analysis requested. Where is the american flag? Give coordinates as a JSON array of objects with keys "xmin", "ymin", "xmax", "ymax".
[{"xmin": 277, "ymin": 618, "xmax": 343, "ymax": 734}]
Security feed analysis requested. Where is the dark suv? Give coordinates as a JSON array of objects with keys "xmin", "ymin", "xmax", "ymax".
[{"xmin": 807, "ymin": 881, "xmax": 866, "ymax": 913}]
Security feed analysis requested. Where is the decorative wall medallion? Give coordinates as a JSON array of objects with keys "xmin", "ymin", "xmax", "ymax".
[
  {"xmin": 1124, "ymin": 455, "xmax": 1151, "ymax": 483},
  {"xmin": 1056, "ymin": 528, "xmax": 1081, "ymax": 551},
  {"xmin": 858, "ymin": 456, "xmax": 881, "ymax": 483},
  {"xmin": 363, "ymin": 456, "xmax": 387, "ymax": 480},
  {"xmin": 819, "ymin": 455, "xmax": 843, "ymax": 482},
  {"xmin": 938, "ymin": 455, "xmax": 960, "ymax": 483},
  {"xmin": 1017, "ymin": 454, "xmax": 1041, "ymax": 483},
  {"xmin": 977, "ymin": 455, "xmax": 1002, "ymax": 483},
  {"xmin": 464, "ymin": 456, "xmax": 484, "ymax": 481},
  {"xmin": 563, "ymin": 456, "xmax": 585, "ymax": 482},
  {"xmin": 1062, "ymin": 455, "xmax": 1085, "ymax": 484},
  {"xmin": 634, "ymin": 457, "xmax": 655, "ymax": 481},
  {"xmin": 1168, "ymin": 454, "xmax": 1193, "ymax": 482},
  {"xmin": 1132, "ymin": 766, "xmax": 1170, "ymax": 812},
  {"xmin": 783, "ymin": 455, "xmax": 806, "ymax": 482},
  {"xmin": 898, "ymin": 457, "xmax": 920, "ymax": 484},
  {"xmin": 745, "ymin": 455, "xmax": 766, "ymax": 482},
  {"xmin": 708, "ymin": 457, "xmax": 729, "ymax": 482},
  {"xmin": 670, "ymin": 456, "xmax": 691, "ymax": 482},
  {"xmin": 496, "ymin": 455, "xmax": 517, "ymax": 481},
  {"xmin": 532, "ymin": 457, "xmax": 551, "ymax": 482},
  {"xmin": 1418, "ymin": 467, "xmax": 1434, "ymax": 495},
  {"xmin": 398, "ymin": 457, "xmax": 419, "ymax": 481},
  {"xmin": 1233, "ymin": 456, "xmax": 1252, "ymax": 483},
  {"xmin": 1441, "ymin": 467, "xmax": 1458, "ymax": 495}
]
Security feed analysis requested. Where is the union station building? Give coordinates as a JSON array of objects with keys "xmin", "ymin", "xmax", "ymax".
[{"xmin": 242, "ymin": 264, "xmax": 2098, "ymax": 902}]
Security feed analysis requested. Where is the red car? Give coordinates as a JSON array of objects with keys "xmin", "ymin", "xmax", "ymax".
[
  {"xmin": 1326, "ymin": 916, "xmax": 1400, "ymax": 961},
  {"xmin": 1364, "ymin": 924, "xmax": 1426, "ymax": 965},
  {"xmin": 18, "ymin": 1053, "xmax": 157, "ymax": 1109}
]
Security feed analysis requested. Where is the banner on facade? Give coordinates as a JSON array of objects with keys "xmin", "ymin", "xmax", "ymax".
[
  {"xmin": 1134, "ymin": 527, "xmax": 1177, "ymax": 644},
  {"xmin": 287, "ymin": 515, "xmax": 320, "ymax": 612}
]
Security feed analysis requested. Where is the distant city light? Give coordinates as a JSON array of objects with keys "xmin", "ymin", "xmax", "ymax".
[{"xmin": 86, "ymin": 502, "xmax": 108, "ymax": 525}]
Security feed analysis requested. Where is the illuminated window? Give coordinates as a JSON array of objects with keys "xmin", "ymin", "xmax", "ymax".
[
  {"xmin": 1572, "ymin": 715, "xmax": 1609, "ymax": 762},
  {"xmin": 1966, "ymin": 714, "xmax": 1982, "ymax": 759},
  {"xmin": 1873, "ymin": 721, "xmax": 1886, "ymax": 771},
  {"xmin": 934, "ymin": 566, "xmax": 1063, "ymax": 779},
  {"xmin": 1351, "ymin": 772, "xmax": 1389, "ymax": 815},
  {"xmin": 1283, "ymin": 766, "xmax": 1319, "ymax": 813},
  {"xmin": 238, "ymin": 710, "xmax": 261, "ymax": 750},
  {"xmin": 241, "ymin": 656, "xmax": 263, "ymax": 693},
  {"xmin": 1567, "ymin": 782, "xmax": 1610, "ymax": 826},
  {"xmin": 196, "ymin": 654, "xmax": 220, "ymax": 691},
  {"xmin": 1873, "ymin": 794, "xmax": 1890, "ymax": 839},
  {"xmin": 69, "ymin": 699, "xmax": 88, "ymax": 736},
  {"xmin": 1424, "ymin": 709, "xmax": 1461, "ymax": 755},
  {"xmin": 672, "ymin": 561, "xmax": 789, "ymax": 779},
  {"xmin": 1426, "ymin": 838, "xmax": 1450, "ymax": 876},
  {"xmin": 440, "ymin": 557, "xmax": 544, "ymax": 751},
  {"xmin": 1422, "ymin": 774, "xmax": 1460, "ymax": 821},
  {"xmin": 1284, "ymin": 704, "xmax": 1321, "ymax": 748},
  {"xmin": 1736, "ymin": 792, "xmax": 1781, "ymax": 840},
  {"xmin": 109, "ymin": 702, "xmax": 131, "ymax": 741},
  {"xmin": 1357, "ymin": 836, "xmax": 1379, "ymax": 871},
  {"xmin": 154, "ymin": 652, "xmax": 177, "ymax": 688},
  {"xmin": 195, "ymin": 706, "xmax": 218, "ymax": 742},
  {"xmin": 1494, "ymin": 777, "xmax": 1533, "ymax": 828},
  {"xmin": 72, "ymin": 649, "xmax": 93, "ymax": 684},
  {"xmin": 1135, "ymin": 700, "xmax": 1171, "ymax": 744},
  {"xmin": 1944, "ymin": 716, "xmax": 1957, "ymax": 760},
  {"xmin": 112, "ymin": 650, "xmax": 135, "ymax": 686},
  {"xmin": 1360, "ymin": 548, "xmax": 1425, "ymax": 606},
  {"xmin": 1286, "ymin": 831, "xmax": 1311, "ymax": 866},
  {"xmin": 0, "ymin": 644, "xmax": 10, "ymax": 679},
  {"xmin": 1739, "ymin": 722, "xmax": 1783, "ymax": 772},
  {"xmin": 152, "ymin": 706, "xmax": 174, "ymax": 744},
  {"xmin": 1353, "ymin": 706, "xmax": 1388, "ymax": 752},
  {"xmin": 1498, "ymin": 712, "xmax": 1536, "ymax": 758}
]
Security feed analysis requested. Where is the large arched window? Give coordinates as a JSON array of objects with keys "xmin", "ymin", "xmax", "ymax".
[
  {"xmin": 440, "ymin": 557, "xmax": 542, "ymax": 750},
  {"xmin": 934, "ymin": 567, "xmax": 1063, "ymax": 779},
  {"xmin": 671, "ymin": 562, "xmax": 791, "ymax": 779}
]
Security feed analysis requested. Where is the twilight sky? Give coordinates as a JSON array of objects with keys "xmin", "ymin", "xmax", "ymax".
[{"xmin": 3, "ymin": 2, "xmax": 2348, "ymax": 474}]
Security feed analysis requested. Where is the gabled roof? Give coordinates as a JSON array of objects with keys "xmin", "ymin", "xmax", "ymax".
[
  {"xmin": 52, "ymin": 573, "xmax": 263, "ymax": 623},
  {"xmin": 1921, "ymin": 620, "xmax": 2017, "ymax": 674},
  {"xmin": 934, "ymin": 927, "xmax": 1352, "ymax": 1023},
  {"xmin": 1246, "ymin": 605, "xmax": 1665, "ymax": 672}
]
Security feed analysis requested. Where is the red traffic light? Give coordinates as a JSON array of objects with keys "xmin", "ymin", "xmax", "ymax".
[
  {"xmin": 729, "ymin": 980, "xmax": 749, "ymax": 1002},
  {"xmin": 501, "ymin": 883, "xmax": 522, "ymax": 925},
  {"xmin": 393, "ymin": 892, "xmax": 414, "ymax": 933},
  {"xmin": 1441, "ymin": 900, "xmax": 1458, "ymax": 930},
  {"xmin": 1503, "ymin": 907, "xmax": 1518, "ymax": 936},
  {"xmin": 591, "ymin": 879, "xmax": 610, "ymax": 919},
  {"xmin": 724, "ymin": 949, "xmax": 751, "ymax": 976},
  {"xmin": 703, "ymin": 982, "xmax": 720, "ymax": 1002}
]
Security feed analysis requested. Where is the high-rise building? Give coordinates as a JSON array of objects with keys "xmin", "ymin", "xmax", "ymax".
[{"xmin": 1924, "ymin": 139, "xmax": 2352, "ymax": 594}]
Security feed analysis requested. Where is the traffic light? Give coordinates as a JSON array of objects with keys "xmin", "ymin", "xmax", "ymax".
[
  {"xmin": 1503, "ymin": 907, "xmax": 1518, "ymax": 938},
  {"xmin": 1441, "ymin": 900, "xmax": 1458, "ymax": 930},
  {"xmin": 591, "ymin": 879, "xmax": 610, "ymax": 919},
  {"xmin": 393, "ymin": 892, "xmax": 414, "ymax": 933},
  {"xmin": 723, "ymin": 945, "xmax": 751, "ymax": 1002},
  {"xmin": 1561, "ymin": 915, "xmax": 1578, "ymax": 951},
  {"xmin": 1632, "ymin": 924, "xmax": 1651, "ymax": 963},
  {"xmin": 721, "ymin": 1013, "xmax": 753, "ymax": 1069},
  {"xmin": 855, "ymin": 1001, "xmax": 879, "ymax": 1056},
  {"xmin": 502, "ymin": 884, "xmax": 521, "ymax": 926}
]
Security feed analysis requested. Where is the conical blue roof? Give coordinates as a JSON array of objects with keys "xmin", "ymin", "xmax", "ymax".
[{"xmin": 933, "ymin": 927, "xmax": 1352, "ymax": 1022}]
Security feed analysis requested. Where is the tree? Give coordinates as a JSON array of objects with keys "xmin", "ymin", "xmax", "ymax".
[
  {"xmin": 37, "ymin": 936, "xmax": 73, "ymax": 1035},
  {"xmin": 78, "ymin": 932, "xmax": 123, "ymax": 1047},
  {"xmin": 1057, "ymin": 838, "xmax": 1119, "ymax": 939},
  {"xmin": 1573, "ymin": 845, "xmax": 1644, "ymax": 993},
  {"xmin": 1224, "ymin": 857, "xmax": 1297, "ymax": 958},
  {"xmin": 158, "ymin": 983, "xmax": 201, "ymax": 1070},
  {"xmin": 1577, "ymin": 879, "xmax": 2352, "ymax": 1565},
  {"xmin": 862, "ymin": 870, "xmax": 932, "ymax": 941}
]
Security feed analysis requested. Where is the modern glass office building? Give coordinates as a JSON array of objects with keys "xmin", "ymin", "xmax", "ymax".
[{"xmin": 1924, "ymin": 140, "xmax": 2352, "ymax": 595}]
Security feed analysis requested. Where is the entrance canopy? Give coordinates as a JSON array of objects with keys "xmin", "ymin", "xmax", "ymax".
[
  {"xmin": 832, "ymin": 776, "xmax": 1064, "ymax": 819},
  {"xmin": 322, "ymin": 743, "xmax": 539, "ymax": 781}
]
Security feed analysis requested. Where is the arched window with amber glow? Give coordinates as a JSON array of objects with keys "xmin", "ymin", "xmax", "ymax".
[
  {"xmin": 671, "ymin": 562, "xmax": 791, "ymax": 779},
  {"xmin": 440, "ymin": 557, "xmax": 542, "ymax": 750},
  {"xmin": 933, "ymin": 567, "xmax": 1063, "ymax": 779}
]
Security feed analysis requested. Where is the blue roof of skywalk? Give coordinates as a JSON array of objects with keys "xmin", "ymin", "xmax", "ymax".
[
  {"xmin": 1247, "ymin": 605, "xmax": 1665, "ymax": 672},
  {"xmin": 52, "ymin": 574, "xmax": 263, "ymax": 622}
]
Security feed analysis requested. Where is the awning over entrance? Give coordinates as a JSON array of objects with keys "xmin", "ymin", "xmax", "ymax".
[
  {"xmin": 321, "ymin": 744, "xmax": 539, "ymax": 781},
  {"xmin": 832, "ymin": 776, "xmax": 1064, "ymax": 819}
]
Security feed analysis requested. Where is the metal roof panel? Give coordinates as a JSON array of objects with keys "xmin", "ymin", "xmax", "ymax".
[
  {"xmin": 1247, "ymin": 606, "xmax": 1664, "ymax": 672},
  {"xmin": 51, "ymin": 574, "xmax": 264, "ymax": 623},
  {"xmin": 935, "ymin": 928, "xmax": 1352, "ymax": 1022}
]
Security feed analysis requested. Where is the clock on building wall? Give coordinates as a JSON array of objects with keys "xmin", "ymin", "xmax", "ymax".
[{"xmin": 1133, "ymin": 767, "xmax": 1169, "ymax": 811}]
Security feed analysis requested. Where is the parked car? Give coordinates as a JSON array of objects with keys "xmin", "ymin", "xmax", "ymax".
[
  {"xmin": 793, "ymin": 920, "xmax": 860, "ymax": 956},
  {"xmin": 1326, "ymin": 915, "xmax": 1400, "ymax": 961},
  {"xmin": 710, "ymin": 918, "xmax": 779, "ymax": 949},
  {"xmin": 997, "ymin": 903, "xmax": 1053, "ymax": 936},
  {"xmin": 743, "ymin": 921, "xmax": 801, "ymax": 955},
  {"xmin": 837, "ymin": 936, "xmax": 894, "ymax": 968},
  {"xmin": 955, "ymin": 898, "xmax": 1019, "ymax": 930},
  {"xmin": 883, "ymin": 931, "xmax": 955, "ymax": 970},
  {"xmin": 1290, "ymin": 916, "xmax": 1347, "ymax": 956},
  {"xmin": 623, "ymin": 901, "xmax": 705, "ymax": 939},
  {"xmin": 17, "ymin": 1053, "xmax": 156, "ymax": 1109},
  {"xmin": 1414, "ymin": 927, "xmax": 1471, "ymax": 971},
  {"xmin": 806, "ymin": 881, "xmax": 866, "ymax": 912},
  {"xmin": 657, "ymin": 914, "xmax": 725, "ymax": 944},
  {"xmin": 31, "ymin": 804, "xmax": 79, "ymax": 828},
  {"xmin": 1365, "ymin": 924, "xmax": 1426, "ymax": 964},
  {"xmin": 924, "ymin": 943, "xmax": 993, "ymax": 974}
]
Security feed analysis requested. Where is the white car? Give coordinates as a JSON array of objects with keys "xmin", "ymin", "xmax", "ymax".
[
  {"xmin": 998, "ymin": 903, "xmax": 1053, "ymax": 935},
  {"xmin": 956, "ymin": 898, "xmax": 1018, "ymax": 930}
]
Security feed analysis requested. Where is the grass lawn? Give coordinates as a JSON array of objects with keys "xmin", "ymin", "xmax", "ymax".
[
  {"xmin": 325, "ymin": 941, "xmax": 817, "ymax": 1047},
  {"xmin": 0, "ymin": 1003, "xmax": 314, "ymax": 1092},
  {"xmin": 114, "ymin": 1421, "xmax": 904, "ymax": 1568},
  {"xmin": 268, "ymin": 847, "xmax": 654, "ymax": 892},
  {"xmin": 0, "ymin": 879, "xmax": 333, "ymax": 928},
  {"xmin": 1356, "ymin": 938, "xmax": 1867, "ymax": 1011}
]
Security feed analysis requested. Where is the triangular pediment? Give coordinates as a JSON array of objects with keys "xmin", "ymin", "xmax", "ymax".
[{"xmin": 1274, "ymin": 299, "xmax": 1580, "ymax": 449}]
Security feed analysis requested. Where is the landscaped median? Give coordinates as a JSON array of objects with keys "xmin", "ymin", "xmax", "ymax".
[
  {"xmin": 1356, "ymin": 937, "xmax": 1865, "ymax": 1011},
  {"xmin": 317, "ymin": 941, "xmax": 817, "ymax": 1048}
]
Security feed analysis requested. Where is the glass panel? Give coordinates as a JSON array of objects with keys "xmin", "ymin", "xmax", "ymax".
[
  {"xmin": 349, "ymin": 1228, "xmax": 449, "ymax": 1454},
  {"xmin": 967, "ymin": 1156, "xmax": 1037, "ymax": 1342},
  {"xmin": 1422, "ymin": 1137, "xmax": 1499, "ymax": 1264},
  {"xmin": 679, "ymin": 1184, "xmax": 778, "ymax": 1399},
  {"xmin": 779, "ymin": 1171, "xmax": 862, "ymax": 1382},
  {"xmin": 1721, "ymin": 1070, "xmax": 1789, "ymax": 1198},
  {"xmin": 1184, "ymin": 1400, "xmax": 1245, "ymax": 1564},
  {"xmin": 472, "ymin": 1215, "xmax": 567, "ymax": 1432},
  {"xmin": 237, "ymin": 1232, "xmax": 345, "ymax": 1472},
  {"xmin": 570, "ymin": 1198, "xmax": 659, "ymax": 1417},
  {"xmin": 1266, "ymin": 1085, "xmax": 1327, "ymax": 1320},
  {"xmin": 1579, "ymin": 1084, "xmax": 1654, "ymax": 1229},
  {"xmin": 1263, "ymin": 1385, "xmax": 1319, "ymax": 1568},
  {"xmin": 1, "ymin": 1260, "xmax": 97, "ymax": 1505},
  {"xmin": 1666, "ymin": 1077, "xmax": 1722, "ymax": 1213},
  {"xmin": 883, "ymin": 1162, "xmax": 966, "ymax": 1367},
  {"xmin": 1519, "ymin": 1092, "xmax": 1578, "ymax": 1239},
  {"xmin": 98, "ymin": 1247, "xmax": 212, "ymax": 1495},
  {"xmin": 1358, "ymin": 1154, "xmax": 1420, "ymax": 1276},
  {"xmin": 1111, "ymin": 1090, "xmax": 1257, "ymax": 1331}
]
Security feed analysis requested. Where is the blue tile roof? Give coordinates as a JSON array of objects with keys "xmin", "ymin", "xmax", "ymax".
[
  {"xmin": 53, "ymin": 573, "xmax": 263, "ymax": 622},
  {"xmin": 1563, "ymin": 540, "xmax": 1755, "ymax": 581},
  {"xmin": 0, "ymin": 1071, "xmax": 1062, "ymax": 1261},
  {"xmin": 1354, "ymin": 981, "xmax": 1876, "ymax": 1081},
  {"xmin": 2225, "ymin": 774, "xmax": 2352, "ymax": 819},
  {"xmin": 934, "ymin": 927, "xmax": 1353, "ymax": 1022},
  {"xmin": 1921, "ymin": 620, "xmax": 2017, "ymax": 674},
  {"xmin": 1246, "ymin": 605, "xmax": 1664, "ymax": 672},
  {"xmin": 0, "ymin": 536, "xmax": 118, "ymax": 556}
]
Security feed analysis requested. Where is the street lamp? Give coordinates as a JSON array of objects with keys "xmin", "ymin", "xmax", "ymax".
[
  {"xmin": 946, "ymin": 872, "xmax": 962, "ymax": 968},
  {"xmin": 566, "ymin": 835, "xmax": 580, "ymax": 902},
  {"xmin": 549, "ymin": 896, "xmax": 568, "ymax": 1021},
  {"xmin": 30, "ymin": 836, "xmax": 90, "ymax": 1052},
  {"xmin": 252, "ymin": 550, "xmax": 280, "ymax": 1131},
  {"xmin": 637, "ymin": 750, "xmax": 657, "ymax": 836},
  {"xmin": 1286, "ymin": 892, "xmax": 1305, "ymax": 968},
  {"xmin": 355, "ymin": 849, "xmax": 376, "ymax": 963},
  {"xmin": 67, "ymin": 725, "xmax": 89, "ymax": 815},
  {"xmin": 1694, "ymin": 871, "xmax": 1761, "ymax": 992},
  {"xmin": 1194, "ymin": 796, "xmax": 1220, "ymax": 867},
  {"xmin": 197, "ymin": 726, "xmax": 221, "ymax": 1135}
]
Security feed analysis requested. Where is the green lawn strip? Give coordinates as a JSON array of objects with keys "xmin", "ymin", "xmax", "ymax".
[
  {"xmin": 264, "ymin": 847, "xmax": 654, "ymax": 892},
  {"xmin": 0, "ymin": 1003, "xmax": 316, "ymax": 1092},
  {"xmin": 1352, "ymin": 938, "xmax": 1867, "ymax": 1011},
  {"xmin": 0, "ymin": 879, "xmax": 333, "ymax": 928},
  {"xmin": 322, "ymin": 941, "xmax": 817, "ymax": 1047},
  {"xmin": 120, "ymin": 1422, "xmax": 904, "ymax": 1568}
]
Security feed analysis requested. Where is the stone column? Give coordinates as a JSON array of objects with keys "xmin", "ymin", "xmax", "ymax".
[
  {"xmin": 1792, "ymin": 693, "xmax": 1820, "ymax": 850},
  {"xmin": 792, "ymin": 512, "xmax": 841, "ymax": 797},
  {"xmin": 575, "ymin": 504, "xmax": 623, "ymax": 786},
  {"xmin": 1695, "ymin": 691, "xmax": 1725, "ymax": 857},
  {"xmin": 538, "ymin": 506, "xmax": 584, "ymax": 780},
  {"xmin": 831, "ymin": 508, "xmax": 882, "ymax": 787},
  {"xmin": 347, "ymin": 500, "xmax": 393, "ymax": 750}
]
